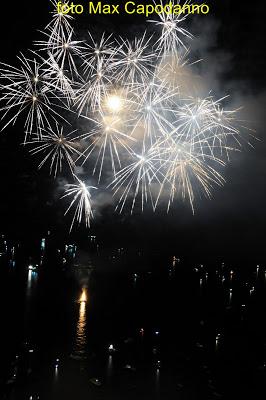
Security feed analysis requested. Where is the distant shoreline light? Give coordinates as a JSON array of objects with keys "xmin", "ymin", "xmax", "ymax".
[{"xmin": 56, "ymin": 2, "xmax": 210, "ymax": 17}]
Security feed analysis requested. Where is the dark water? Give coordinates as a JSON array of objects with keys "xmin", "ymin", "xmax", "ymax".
[{"xmin": 1, "ymin": 237, "xmax": 266, "ymax": 399}]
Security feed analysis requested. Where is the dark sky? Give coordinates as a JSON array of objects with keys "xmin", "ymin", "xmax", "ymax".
[{"xmin": 0, "ymin": 0, "xmax": 266, "ymax": 259}]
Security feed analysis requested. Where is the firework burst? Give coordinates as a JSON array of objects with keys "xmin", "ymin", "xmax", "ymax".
[
  {"xmin": 61, "ymin": 175, "xmax": 97, "ymax": 232},
  {"xmin": 41, "ymin": 52, "xmax": 76, "ymax": 105},
  {"xmin": 78, "ymin": 108, "xmax": 136, "ymax": 182},
  {"xmin": 112, "ymin": 34, "xmax": 156, "ymax": 84},
  {"xmin": 81, "ymin": 32, "xmax": 117, "ymax": 78},
  {"xmin": 109, "ymin": 147, "xmax": 165, "ymax": 213},
  {"xmin": 156, "ymin": 136, "xmax": 226, "ymax": 212},
  {"xmin": 148, "ymin": 0, "xmax": 193, "ymax": 54},
  {"xmin": 35, "ymin": 28, "xmax": 85, "ymax": 77},
  {"xmin": 0, "ymin": 53, "xmax": 69, "ymax": 140},
  {"xmin": 0, "ymin": 0, "xmax": 252, "ymax": 230},
  {"xmin": 46, "ymin": 0, "xmax": 74, "ymax": 42},
  {"xmin": 27, "ymin": 124, "xmax": 82, "ymax": 177},
  {"xmin": 173, "ymin": 96, "xmax": 243, "ymax": 160},
  {"xmin": 129, "ymin": 78, "xmax": 179, "ymax": 150},
  {"xmin": 74, "ymin": 57, "xmax": 114, "ymax": 114}
]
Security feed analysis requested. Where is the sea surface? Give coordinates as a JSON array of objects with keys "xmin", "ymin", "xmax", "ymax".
[{"xmin": 0, "ymin": 237, "xmax": 266, "ymax": 399}]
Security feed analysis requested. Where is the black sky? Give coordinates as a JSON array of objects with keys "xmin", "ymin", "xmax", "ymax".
[{"xmin": 0, "ymin": 0, "xmax": 266, "ymax": 259}]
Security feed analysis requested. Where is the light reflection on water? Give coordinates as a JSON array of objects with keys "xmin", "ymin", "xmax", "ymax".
[
  {"xmin": 27, "ymin": 270, "xmax": 36, "ymax": 293},
  {"xmin": 107, "ymin": 355, "xmax": 113, "ymax": 383},
  {"xmin": 54, "ymin": 365, "xmax": 59, "ymax": 383},
  {"xmin": 155, "ymin": 368, "xmax": 160, "ymax": 396},
  {"xmin": 24, "ymin": 270, "xmax": 38, "ymax": 340},
  {"xmin": 72, "ymin": 289, "xmax": 88, "ymax": 358},
  {"xmin": 2, "ymin": 251, "xmax": 266, "ymax": 400}
]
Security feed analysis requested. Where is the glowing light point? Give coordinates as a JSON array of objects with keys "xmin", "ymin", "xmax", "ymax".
[
  {"xmin": 108, "ymin": 344, "xmax": 116, "ymax": 353},
  {"xmin": 106, "ymin": 95, "xmax": 123, "ymax": 113},
  {"xmin": 79, "ymin": 289, "xmax": 87, "ymax": 303}
]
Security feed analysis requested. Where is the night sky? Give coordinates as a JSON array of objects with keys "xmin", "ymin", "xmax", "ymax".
[{"xmin": 0, "ymin": 0, "xmax": 266, "ymax": 259}]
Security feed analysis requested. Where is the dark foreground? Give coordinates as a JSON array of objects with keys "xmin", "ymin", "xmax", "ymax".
[{"xmin": 0, "ymin": 235, "xmax": 266, "ymax": 399}]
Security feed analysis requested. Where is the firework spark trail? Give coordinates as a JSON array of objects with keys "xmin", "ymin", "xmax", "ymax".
[
  {"xmin": 172, "ymin": 96, "xmax": 244, "ymax": 160},
  {"xmin": 109, "ymin": 147, "xmax": 165, "ymax": 213},
  {"xmin": 148, "ymin": 0, "xmax": 193, "ymax": 54},
  {"xmin": 74, "ymin": 57, "xmax": 115, "ymax": 114},
  {"xmin": 0, "ymin": 53, "xmax": 70, "ymax": 140},
  {"xmin": 46, "ymin": 0, "xmax": 74, "ymax": 41},
  {"xmin": 35, "ymin": 29, "xmax": 86, "ymax": 77},
  {"xmin": 78, "ymin": 109, "xmax": 137, "ymax": 182},
  {"xmin": 81, "ymin": 32, "xmax": 118, "ymax": 78},
  {"xmin": 27, "ymin": 124, "xmax": 82, "ymax": 177},
  {"xmin": 129, "ymin": 79, "xmax": 179, "ymax": 151},
  {"xmin": 112, "ymin": 34, "xmax": 156, "ymax": 84},
  {"xmin": 61, "ymin": 175, "xmax": 97, "ymax": 232},
  {"xmin": 155, "ymin": 50, "xmax": 202, "ymax": 92},
  {"xmin": 154, "ymin": 136, "xmax": 226, "ymax": 212},
  {"xmin": 41, "ymin": 52, "xmax": 76, "ymax": 105}
]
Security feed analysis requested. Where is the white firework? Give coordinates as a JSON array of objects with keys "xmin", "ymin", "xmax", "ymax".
[
  {"xmin": 148, "ymin": 0, "xmax": 193, "ymax": 54},
  {"xmin": 173, "ymin": 96, "xmax": 242, "ymax": 160},
  {"xmin": 156, "ymin": 136, "xmax": 226, "ymax": 212},
  {"xmin": 79, "ymin": 110, "xmax": 136, "ymax": 182},
  {"xmin": 46, "ymin": 0, "xmax": 74, "ymax": 41},
  {"xmin": 75, "ymin": 56, "xmax": 114, "ymax": 114},
  {"xmin": 112, "ymin": 34, "xmax": 156, "ymax": 84},
  {"xmin": 41, "ymin": 52, "xmax": 75, "ymax": 105},
  {"xmin": 0, "ymin": 0, "xmax": 251, "ymax": 229},
  {"xmin": 109, "ymin": 146, "xmax": 164, "ymax": 213},
  {"xmin": 27, "ymin": 124, "xmax": 82, "ymax": 177},
  {"xmin": 155, "ymin": 49, "xmax": 202, "ymax": 91},
  {"xmin": 129, "ymin": 78, "xmax": 179, "ymax": 150},
  {"xmin": 62, "ymin": 175, "xmax": 97, "ymax": 232},
  {"xmin": 81, "ymin": 32, "xmax": 117, "ymax": 78},
  {"xmin": 35, "ymin": 29, "xmax": 85, "ymax": 77},
  {"xmin": 0, "ymin": 53, "xmax": 69, "ymax": 140}
]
